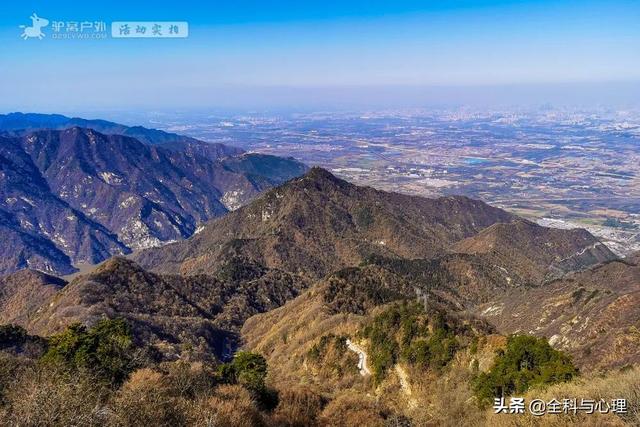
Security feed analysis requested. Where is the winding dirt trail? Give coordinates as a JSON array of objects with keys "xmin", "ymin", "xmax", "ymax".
[{"xmin": 345, "ymin": 339, "xmax": 371, "ymax": 376}]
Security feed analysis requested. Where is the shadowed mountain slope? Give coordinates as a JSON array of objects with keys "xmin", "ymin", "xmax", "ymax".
[
  {"xmin": 0, "ymin": 135, "xmax": 129, "ymax": 274},
  {"xmin": 0, "ymin": 127, "xmax": 306, "ymax": 275},
  {"xmin": 26, "ymin": 257, "xmax": 308, "ymax": 360},
  {"xmin": 0, "ymin": 269, "xmax": 67, "ymax": 326}
]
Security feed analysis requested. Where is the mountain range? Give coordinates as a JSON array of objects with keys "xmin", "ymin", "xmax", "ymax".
[
  {"xmin": 134, "ymin": 167, "xmax": 616, "ymax": 294},
  {"xmin": 0, "ymin": 114, "xmax": 307, "ymax": 275},
  {"xmin": 0, "ymin": 121, "xmax": 636, "ymax": 425},
  {"xmin": 134, "ymin": 167, "xmax": 518, "ymax": 277},
  {"xmin": 0, "ymin": 112, "xmax": 243, "ymax": 160},
  {"xmin": 0, "ymin": 166, "xmax": 624, "ymax": 363}
]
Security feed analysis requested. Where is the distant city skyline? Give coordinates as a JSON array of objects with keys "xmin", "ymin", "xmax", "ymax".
[{"xmin": 1, "ymin": 0, "xmax": 639, "ymax": 110}]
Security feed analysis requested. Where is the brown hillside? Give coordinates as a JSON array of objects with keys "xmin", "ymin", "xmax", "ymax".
[
  {"xmin": 475, "ymin": 255, "xmax": 640, "ymax": 371},
  {"xmin": 363, "ymin": 254, "xmax": 529, "ymax": 308},
  {"xmin": 27, "ymin": 257, "xmax": 308, "ymax": 360},
  {"xmin": 135, "ymin": 167, "xmax": 517, "ymax": 278},
  {"xmin": 453, "ymin": 219, "xmax": 618, "ymax": 284},
  {"xmin": 0, "ymin": 269, "xmax": 66, "ymax": 326}
]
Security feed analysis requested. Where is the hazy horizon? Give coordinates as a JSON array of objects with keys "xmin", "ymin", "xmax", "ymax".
[
  {"xmin": 3, "ymin": 81, "xmax": 640, "ymax": 116},
  {"xmin": 1, "ymin": 0, "xmax": 639, "ymax": 111}
]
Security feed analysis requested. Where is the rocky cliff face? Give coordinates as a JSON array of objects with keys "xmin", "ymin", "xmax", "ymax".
[
  {"xmin": 21, "ymin": 128, "xmax": 247, "ymax": 248},
  {"xmin": 0, "ymin": 135, "xmax": 129, "ymax": 274}
]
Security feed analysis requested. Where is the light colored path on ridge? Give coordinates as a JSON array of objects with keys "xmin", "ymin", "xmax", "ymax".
[{"xmin": 346, "ymin": 339, "xmax": 371, "ymax": 376}]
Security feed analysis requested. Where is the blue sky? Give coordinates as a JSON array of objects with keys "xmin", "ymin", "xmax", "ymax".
[{"xmin": 1, "ymin": 0, "xmax": 639, "ymax": 111}]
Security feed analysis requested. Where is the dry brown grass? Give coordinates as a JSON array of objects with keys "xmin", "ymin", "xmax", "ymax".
[
  {"xmin": 0, "ymin": 357, "xmax": 269, "ymax": 427},
  {"xmin": 405, "ymin": 346, "xmax": 640, "ymax": 427},
  {"xmin": 1, "ymin": 345, "xmax": 637, "ymax": 427},
  {"xmin": 160, "ymin": 360, "xmax": 214, "ymax": 399},
  {"xmin": 268, "ymin": 384, "xmax": 325, "ymax": 426},
  {"xmin": 243, "ymin": 285, "xmax": 640, "ymax": 427},
  {"xmin": 317, "ymin": 391, "xmax": 387, "ymax": 427},
  {"xmin": 109, "ymin": 367, "xmax": 187, "ymax": 426},
  {"xmin": 1, "ymin": 363, "xmax": 109, "ymax": 427},
  {"xmin": 484, "ymin": 366, "xmax": 640, "ymax": 426},
  {"xmin": 186, "ymin": 384, "xmax": 264, "ymax": 427},
  {"xmin": 242, "ymin": 285, "xmax": 368, "ymax": 393}
]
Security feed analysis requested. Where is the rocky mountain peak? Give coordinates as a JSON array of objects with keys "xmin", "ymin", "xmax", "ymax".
[{"xmin": 299, "ymin": 167, "xmax": 350, "ymax": 185}]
